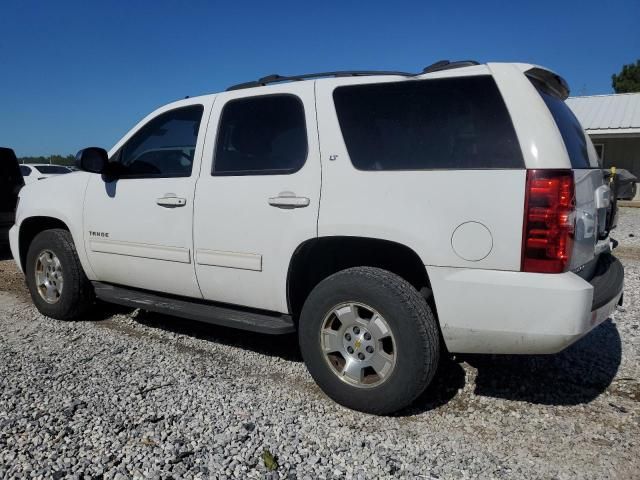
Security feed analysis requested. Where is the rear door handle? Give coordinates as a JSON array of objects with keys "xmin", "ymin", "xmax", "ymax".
[
  {"xmin": 268, "ymin": 192, "xmax": 310, "ymax": 209},
  {"xmin": 157, "ymin": 194, "xmax": 187, "ymax": 208}
]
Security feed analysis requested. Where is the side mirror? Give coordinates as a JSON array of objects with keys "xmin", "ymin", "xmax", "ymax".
[{"xmin": 76, "ymin": 147, "xmax": 108, "ymax": 174}]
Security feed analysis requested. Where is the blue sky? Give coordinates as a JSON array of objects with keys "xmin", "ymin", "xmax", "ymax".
[{"xmin": 1, "ymin": 0, "xmax": 638, "ymax": 157}]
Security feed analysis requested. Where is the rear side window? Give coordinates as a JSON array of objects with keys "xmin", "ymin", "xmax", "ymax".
[
  {"xmin": 529, "ymin": 79, "xmax": 591, "ymax": 169},
  {"xmin": 213, "ymin": 95, "xmax": 307, "ymax": 176},
  {"xmin": 333, "ymin": 76, "xmax": 524, "ymax": 171},
  {"xmin": 20, "ymin": 165, "xmax": 31, "ymax": 176}
]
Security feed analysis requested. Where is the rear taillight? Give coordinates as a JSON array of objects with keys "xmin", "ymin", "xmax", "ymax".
[{"xmin": 521, "ymin": 169, "xmax": 576, "ymax": 273}]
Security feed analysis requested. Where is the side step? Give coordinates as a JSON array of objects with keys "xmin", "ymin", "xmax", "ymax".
[{"xmin": 92, "ymin": 282, "xmax": 295, "ymax": 335}]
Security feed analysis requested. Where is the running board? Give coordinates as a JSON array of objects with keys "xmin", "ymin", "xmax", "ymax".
[{"xmin": 92, "ymin": 282, "xmax": 295, "ymax": 335}]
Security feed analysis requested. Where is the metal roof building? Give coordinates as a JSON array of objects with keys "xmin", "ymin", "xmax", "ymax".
[
  {"xmin": 567, "ymin": 93, "xmax": 640, "ymax": 136},
  {"xmin": 567, "ymin": 92, "xmax": 640, "ymax": 181}
]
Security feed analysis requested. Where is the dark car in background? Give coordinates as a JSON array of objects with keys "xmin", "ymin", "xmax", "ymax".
[{"xmin": 0, "ymin": 148, "xmax": 23, "ymax": 247}]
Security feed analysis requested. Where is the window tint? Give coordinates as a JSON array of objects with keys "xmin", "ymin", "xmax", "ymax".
[
  {"xmin": 213, "ymin": 95, "xmax": 307, "ymax": 175},
  {"xmin": 530, "ymin": 79, "xmax": 592, "ymax": 169},
  {"xmin": 333, "ymin": 76, "xmax": 524, "ymax": 171},
  {"xmin": 113, "ymin": 105, "xmax": 203, "ymax": 178},
  {"xmin": 20, "ymin": 165, "xmax": 31, "ymax": 176},
  {"xmin": 34, "ymin": 165, "xmax": 70, "ymax": 174}
]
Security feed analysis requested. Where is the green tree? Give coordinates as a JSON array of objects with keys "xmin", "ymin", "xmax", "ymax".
[{"xmin": 612, "ymin": 60, "xmax": 640, "ymax": 93}]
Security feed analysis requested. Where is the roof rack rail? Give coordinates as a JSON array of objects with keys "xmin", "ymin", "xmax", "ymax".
[
  {"xmin": 226, "ymin": 60, "xmax": 480, "ymax": 91},
  {"xmin": 227, "ymin": 70, "xmax": 415, "ymax": 91},
  {"xmin": 421, "ymin": 59, "xmax": 480, "ymax": 73}
]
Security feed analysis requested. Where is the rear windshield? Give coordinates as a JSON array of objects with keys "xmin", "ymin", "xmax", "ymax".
[
  {"xmin": 34, "ymin": 165, "xmax": 71, "ymax": 174},
  {"xmin": 529, "ymin": 78, "xmax": 592, "ymax": 169},
  {"xmin": 333, "ymin": 76, "xmax": 524, "ymax": 171}
]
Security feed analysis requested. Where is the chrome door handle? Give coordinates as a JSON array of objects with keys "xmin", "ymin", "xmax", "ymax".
[
  {"xmin": 156, "ymin": 194, "xmax": 187, "ymax": 208},
  {"xmin": 268, "ymin": 192, "xmax": 310, "ymax": 209}
]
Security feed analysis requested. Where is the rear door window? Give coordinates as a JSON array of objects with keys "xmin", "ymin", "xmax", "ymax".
[
  {"xmin": 529, "ymin": 78, "xmax": 592, "ymax": 169},
  {"xmin": 333, "ymin": 76, "xmax": 524, "ymax": 171},
  {"xmin": 213, "ymin": 94, "xmax": 308, "ymax": 176}
]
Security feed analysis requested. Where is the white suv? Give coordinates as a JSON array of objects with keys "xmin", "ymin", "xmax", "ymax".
[
  {"xmin": 9, "ymin": 61, "xmax": 624, "ymax": 414},
  {"xmin": 19, "ymin": 164, "xmax": 73, "ymax": 185}
]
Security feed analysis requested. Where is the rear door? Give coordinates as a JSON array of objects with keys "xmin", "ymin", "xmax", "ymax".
[{"xmin": 193, "ymin": 82, "xmax": 320, "ymax": 313}]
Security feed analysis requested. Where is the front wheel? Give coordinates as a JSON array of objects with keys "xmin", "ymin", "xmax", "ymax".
[
  {"xmin": 299, "ymin": 267, "xmax": 440, "ymax": 415},
  {"xmin": 25, "ymin": 229, "xmax": 94, "ymax": 320}
]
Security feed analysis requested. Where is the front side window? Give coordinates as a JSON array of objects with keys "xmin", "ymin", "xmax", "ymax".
[
  {"xmin": 213, "ymin": 95, "xmax": 307, "ymax": 175},
  {"xmin": 112, "ymin": 105, "xmax": 204, "ymax": 178},
  {"xmin": 333, "ymin": 76, "xmax": 524, "ymax": 170}
]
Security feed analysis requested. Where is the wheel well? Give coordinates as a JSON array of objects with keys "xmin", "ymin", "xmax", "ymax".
[
  {"xmin": 287, "ymin": 237, "xmax": 431, "ymax": 319},
  {"xmin": 19, "ymin": 217, "xmax": 70, "ymax": 269}
]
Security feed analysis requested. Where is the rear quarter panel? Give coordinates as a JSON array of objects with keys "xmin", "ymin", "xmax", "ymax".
[
  {"xmin": 488, "ymin": 63, "xmax": 571, "ymax": 170},
  {"xmin": 492, "ymin": 63, "xmax": 606, "ymax": 270},
  {"xmin": 315, "ymin": 73, "xmax": 526, "ymax": 271}
]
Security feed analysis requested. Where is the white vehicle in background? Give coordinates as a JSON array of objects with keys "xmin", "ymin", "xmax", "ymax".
[
  {"xmin": 9, "ymin": 60, "xmax": 625, "ymax": 414},
  {"xmin": 20, "ymin": 164, "xmax": 73, "ymax": 184}
]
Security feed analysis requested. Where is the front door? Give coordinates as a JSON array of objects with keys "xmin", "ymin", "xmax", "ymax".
[
  {"xmin": 193, "ymin": 83, "xmax": 320, "ymax": 313},
  {"xmin": 83, "ymin": 101, "xmax": 211, "ymax": 298}
]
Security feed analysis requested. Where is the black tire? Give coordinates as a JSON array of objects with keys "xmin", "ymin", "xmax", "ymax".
[
  {"xmin": 25, "ymin": 229, "xmax": 94, "ymax": 320},
  {"xmin": 299, "ymin": 267, "xmax": 440, "ymax": 415}
]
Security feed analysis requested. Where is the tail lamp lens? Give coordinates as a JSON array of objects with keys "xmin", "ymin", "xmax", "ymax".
[{"xmin": 522, "ymin": 169, "xmax": 576, "ymax": 273}]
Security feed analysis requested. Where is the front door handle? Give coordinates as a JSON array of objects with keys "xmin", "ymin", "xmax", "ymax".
[
  {"xmin": 268, "ymin": 192, "xmax": 310, "ymax": 209},
  {"xmin": 157, "ymin": 194, "xmax": 187, "ymax": 208}
]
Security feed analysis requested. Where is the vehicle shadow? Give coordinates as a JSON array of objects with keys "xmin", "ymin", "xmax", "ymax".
[
  {"xmin": 131, "ymin": 309, "xmax": 303, "ymax": 363},
  {"xmin": 465, "ymin": 319, "xmax": 622, "ymax": 406},
  {"xmin": 113, "ymin": 307, "xmax": 621, "ymax": 412},
  {"xmin": 129, "ymin": 309, "xmax": 470, "ymax": 412},
  {"xmin": 84, "ymin": 301, "xmax": 138, "ymax": 321},
  {"xmin": 400, "ymin": 319, "xmax": 622, "ymax": 415},
  {"xmin": 398, "ymin": 355, "xmax": 467, "ymax": 415}
]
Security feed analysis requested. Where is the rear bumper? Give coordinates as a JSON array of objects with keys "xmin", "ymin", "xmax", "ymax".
[{"xmin": 428, "ymin": 254, "xmax": 624, "ymax": 354}]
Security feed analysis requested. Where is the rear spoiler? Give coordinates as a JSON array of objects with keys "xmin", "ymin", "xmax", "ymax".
[{"xmin": 525, "ymin": 67, "xmax": 570, "ymax": 100}]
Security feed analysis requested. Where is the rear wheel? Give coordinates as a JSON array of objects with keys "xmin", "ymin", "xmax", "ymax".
[
  {"xmin": 299, "ymin": 267, "xmax": 440, "ymax": 414},
  {"xmin": 25, "ymin": 229, "xmax": 94, "ymax": 320}
]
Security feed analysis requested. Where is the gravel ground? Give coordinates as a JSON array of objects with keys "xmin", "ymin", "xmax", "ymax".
[
  {"xmin": 0, "ymin": 210, "xmax": 639, "ymax": 479},
  {"xmin": 615, "ymin": 207, "xmax": 640, "ymax": 252}
]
